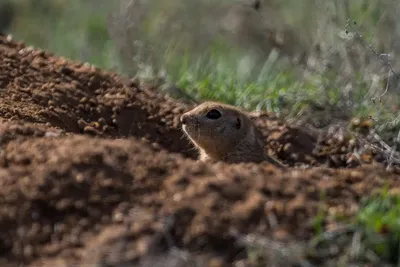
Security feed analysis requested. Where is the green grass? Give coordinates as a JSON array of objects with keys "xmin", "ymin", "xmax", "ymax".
[
  {"xmin": 356, "ymin": 191, "xmax": 400, "ymax": 264},
  {"xmin": 240, "ymin": 189, "xmax": 400, "ymax": 266},
  {"xmin": 304, "ymin": 189, "xmax": 400, "ymax": 266},
  {"xmin": 147, "ymin": 38, "xmax": 328, "ymax": 116}
]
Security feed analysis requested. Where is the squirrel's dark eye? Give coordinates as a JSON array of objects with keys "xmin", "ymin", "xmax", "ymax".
[{"xmin": 206, "ymin": 109, "xmax": 221, "ymax": 119}]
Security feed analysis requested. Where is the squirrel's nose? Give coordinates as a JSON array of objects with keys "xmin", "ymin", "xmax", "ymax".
[{"xmin": 180, "ymin": 114, "xmax": 188, "ymax": 125}]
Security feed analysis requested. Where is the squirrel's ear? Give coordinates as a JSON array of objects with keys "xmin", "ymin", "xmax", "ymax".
[{"xmin": 235, "ymin": 117, "xmax": 242, "ymax": 129}]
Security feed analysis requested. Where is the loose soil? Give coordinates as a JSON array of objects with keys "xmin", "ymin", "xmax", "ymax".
[{"xmin": 0, "ymin": 34, "xmax": 399, "ymax": 267}]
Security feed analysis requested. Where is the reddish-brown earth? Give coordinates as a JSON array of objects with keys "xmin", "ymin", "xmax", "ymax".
[{"xmin": 0, "ymin": 34, "xmax": 399, "ymax": 267}]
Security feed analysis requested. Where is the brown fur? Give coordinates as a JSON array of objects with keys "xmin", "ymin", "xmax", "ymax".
[{"xmin": 180, "ymin": 101, "xmax": 283, "ymax": 166}]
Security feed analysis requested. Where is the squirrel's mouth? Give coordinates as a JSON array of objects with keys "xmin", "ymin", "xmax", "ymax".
[
  {"xmin": 182, "ymin": 123, "xmax": 197, "ymax": 134},
  {"xmin": 182, "ymin": 122, "xmax": 200, "ymax": 140}
]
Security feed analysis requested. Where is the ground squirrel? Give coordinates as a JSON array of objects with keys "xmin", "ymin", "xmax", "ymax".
[{"xmin": 180, "ymin": 101, "xmax": 284, "ymax": 166}]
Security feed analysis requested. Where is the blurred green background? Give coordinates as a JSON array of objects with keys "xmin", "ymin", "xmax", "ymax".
[
  {"xmin": 2, "ymin": 0, "xmax": 118, "ymax": 69},
  {"xmin": 2, "ymin": 0, "xmax": 400, "ymax": 137}
]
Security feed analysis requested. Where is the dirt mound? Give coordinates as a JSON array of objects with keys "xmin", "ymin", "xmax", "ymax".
[
  {"xmin": 0, "ymin": 34, "xmax": 194, "ymax": 157},
  {"xmin": 2, "ymin": 130, "xmax": 399, "ymax": 267},
  {"xmin": 0, "ymin": 34, "xmax": 400, "ymax": 266}
]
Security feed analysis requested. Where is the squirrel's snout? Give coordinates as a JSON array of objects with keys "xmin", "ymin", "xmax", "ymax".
[{"xmin": 181, "ymin": 113, "xmax": 199, "ymax": 127}]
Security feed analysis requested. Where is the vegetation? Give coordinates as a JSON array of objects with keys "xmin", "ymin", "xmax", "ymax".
[
  {"xmin": 6, "ymin": 1, "xmax": 400, "ymax": 141},
  {"xmin": 237, "ymin": 190, "xmax": 400, "ymax": 267},
  {"xmin": 356, "ymin": 191, "xmax": 400, "ymax": 264}
]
